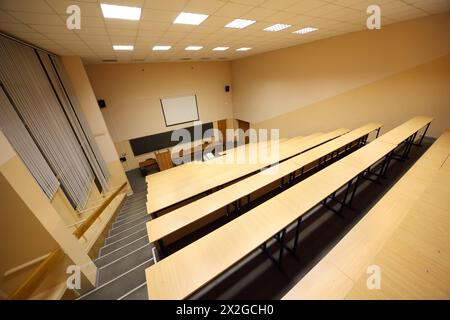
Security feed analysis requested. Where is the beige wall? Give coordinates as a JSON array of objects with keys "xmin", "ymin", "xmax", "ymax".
[
  {"xmin": 0, "ymin": 55, "xmax": 131, "ymax": 299},
  {"xmin": 231, "ymin": 12, "xmax": 450, "ymax": 137},
  {"xmin": 256, "ymin": 54, "xmax": 450, "ymax": 138},
  {"xmin": 85, "ymin": 61, "xmax": 233, "ymax": 171},
  {"xmin": 61, "ymin": 56, "xmax": 120, "ymax": 163},
  {"xmin": 61, "ymin": 56, "xmax": 130, "ymax": 193},
  {"xmin": 0, "ymin": 131, "xmax": 97, "ymax": 298},
  {"xmin": 85, "ymin": 61, "xmax": 233, "ymax": 142}
]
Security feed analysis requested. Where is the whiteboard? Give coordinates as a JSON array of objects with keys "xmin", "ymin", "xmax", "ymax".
[{"xmin": 160, "ymin": 95, "xmax": 199, "ymax": 127}]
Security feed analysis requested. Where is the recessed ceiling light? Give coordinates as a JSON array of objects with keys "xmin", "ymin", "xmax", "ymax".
[
  {"xmin": 292, "ymin": 27, "xmax": 318, "ymax": 35},
  {"xmin": 263, "ymin": 24, "xmax": 291, "ymax": 32},
  {"xmin": 213, "ymin": 47, "xmax": 229, "ymax": 51},
  {"xmin": 100, "ymin": 3, "xmax": 141, "ymax": 21},
  {"xmin": 185, "ymin": 46, "xmax": 203, "ymax": 51},
  {"xmin": 236, "ymin": 47, "xmax": 252, "ymax": 51},
  {"xmin": 153, "ymin": 45, "xmax": 172, "ymax": 51},
  {"xmin": 225, "ymin": 19, "xmax": 256, "ymax": 29},
  {"xmin": 113, "ymin": 45, "xmax": 134, "ymax": 51},
  {"xmin": 174, "ymin": 12, "xmax": 209, "ymax": 25}
]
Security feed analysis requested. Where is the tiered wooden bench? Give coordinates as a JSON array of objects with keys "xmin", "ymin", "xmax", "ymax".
[
  {"xmin": 147, "ymin": 123, "xmax": 382, "ymax": 254},
  {"xmin": 145, "ymin": 116, "xmax": 432, "ymax": 300},
  {"xmin": 146, "ymin": 128, "xmax": 350, "ymax": 215},
  {"xmin": 284, "ymin": 128, "xmax": 447, "ymax": 300}
]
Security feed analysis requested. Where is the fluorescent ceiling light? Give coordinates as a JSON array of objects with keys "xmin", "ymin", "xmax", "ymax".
[
  {"xmin": 185, "ymin": 46, "xmax": 203, "ymax": 51},
  {"xmin": 100, "ymin": 3, "xmax": 141, "ymax": 20},
  {"xmin": 225, "ymin": 19, "xmax": 256, "ymax": 29},
  {"xmin": 236, "ymin": 47, "xmax": 252, "ymax": 51},
  {"xmin": 213, "ymin": 47, "xmax": 229, "ymax": 51},
  {"xmin": 263, "ymin": 24, "xmax": 291, "ymax": 32},
  {"xmin": 174, "ymin": 12, "xmax": 209, "ymax": 25},
  {"xmin": 113, "ymin": 45, "xmax": 134, "ymax": 51},
  {"xmin": 292, "ymin": 27, "xmax": 318, "ymax": 34},
  {"xmin": 153, "ymin": 45, "xmax": 172, "ymax": 51}
]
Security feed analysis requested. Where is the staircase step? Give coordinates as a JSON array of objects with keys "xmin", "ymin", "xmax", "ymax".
[
  {"xmin": 95, "ymin": 236, "xmax": 149, "ymax": 268},
  {"xmin": 111, "ymin": 215, "xmax": 150, "ymax": 232},
  {"xmin": 120, "ymin": 203, "xmax": 146, "ymax": 213},
  {"xmin": 79, "ymin": 259, "xmax": 153, "ymax": 300},
  {"xmin": 107, "ymin": 222, "xmax": 147, "ymax": 241},
  {"xmin": 120, "ymin": 283, "xmax": 148, "ymax": 300},
  {"xmin": 115, "ymin": 210, "xmax": 147, "ymax": 224},
  {"xmin": 101, "ymin": 228, "xmax": 147, "ymax": 254},
  {"xmin": 118, "ymin": 203, "xmax": 147, "ymax": 217},
  {"xmin": 123, "ymin": 195, "xmax": 146, "ymax": 203},
  {"xmin": 116, "ymin": 207, "xmax": 147, "ymax": 221},
  {"xmin": 97, "ymin": 244, "xmax": 153, "ymax": 285}
]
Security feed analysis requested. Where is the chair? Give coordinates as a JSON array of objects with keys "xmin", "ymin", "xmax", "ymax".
[{"xmin": 155, "ymin": 150, "xmax": 173, "ymax": 171}]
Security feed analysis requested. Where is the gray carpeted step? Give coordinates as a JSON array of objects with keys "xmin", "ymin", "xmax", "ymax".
[
  {"xmin": 123, "ymin": 194, "xmax": 146, "ymax": 203},
  {"xmin": 111, "ymin": 214, "xmax": 150, "ymax": 232},
  {"xmin": 116, "ymin": 207, "xmax": 147, "ymax": 221},
  {"xmin": 97, "ymin": 244, "xmax": 153, "ymax": 285},
  {"xmin": 95, "ymin": 235, "xmax": 149, "ymax": 268},
  {"xmin": 120, "ymin": 283, "xmax": 148, "ymax": 300},
  {"xmin": 79, "ymin": 259, "xmax": 153, "ymax": 300},
  {"xmin": 107, "ymin": 222, "xmax": 147, "ymax": 241},
  {"xmin": 101, "ymin": 228, "xmax": 148, "ymax": 254},
  {"xmin": 120, "ymin": 202, "xmax": 146, "ymax": 214},
  {"xmin": 115, "ymin": 210, "xmax": 147, "ymax": 224},
  {"xmin": 118, "ymin": 205, "xmax": 146, "ymax": 218}
]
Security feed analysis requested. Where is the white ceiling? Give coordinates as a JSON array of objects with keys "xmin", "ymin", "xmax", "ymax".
[{"xmin": 0, "ymin": 0, "xmax": 449, "ymax": 64}]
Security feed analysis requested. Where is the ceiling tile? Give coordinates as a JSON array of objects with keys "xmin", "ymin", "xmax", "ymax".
[
  {"xmin": 214, "ymin": 3, "xmax": 253, "ymax": 17},
  {"xmin": 0, "ymin": 0, "xmax": 53, "ymax": 13},
  {"xmin": 1, "ymin": 0, "xmax": 447, "ymax": 63},
  {"xmin": 46, "ymin": 0, "xmax": 103, "ymax": 17},
  {"xmin": 261, "ymin": 0, "xmax": 301, "ymax": 10},
  {"xmin": 183, "ymin": 0, "xmax": 226, "ymax": 14},
  {"xmin": 141, "ymin": 9, "xmax": 179, "ymax": 22},
  {"xmin": 144, "ymin": 0, "xmax": 188, "ymax": 11},
  {"xmin": 8, "ymin": 12, "xmax": 65, "ymax": 25}
]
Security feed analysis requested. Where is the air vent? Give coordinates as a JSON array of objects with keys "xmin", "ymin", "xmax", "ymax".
[
  {"xmin": 200, "ymin": 57, "xmax": 211, "ymax": 60},
  {"xmin": 102, "ymin": 59, "xmax": 118, "ymax": 63},
  {"xmin": 180, "ymin": 57, "xmax": 191, "ymax": 61}
]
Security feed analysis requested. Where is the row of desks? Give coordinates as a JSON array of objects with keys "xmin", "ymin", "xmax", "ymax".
[
  {"xmin": 145, "ymin": 116, "xmax": 432, "ymax": 299},
  {"xmin": 283, "ymin": 129, "xmax": 448, "ymax": 299},
  {"xmin": 147, "ymin": 123, "xmax": 382, "ymax": 248},
  {"xmin": 146, "ymin": 129, "xmax": 349, "ymax": 214}
]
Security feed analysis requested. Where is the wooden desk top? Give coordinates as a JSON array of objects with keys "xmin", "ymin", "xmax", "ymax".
[
  {"xmin": 146, "ymin": 129, "xmax": 349, "ymax": 213},
  {"xmin": 147, "ymin": 124, "xmax": 381, "ymax": 243},
  {"xmin": 146, "ymin": 198, "xmax": 298, "ymax": 300},
  {"xmin": 145, "ymin": 127, "xmax": 387, "ymax": 299},
  {"xmin": 347, "ymin": 172, "xmax": 450, "ymax": 299},
  {"xmin": 340, "ymin": 140, "xmax": 397, "ymax": 171},
  {"xmin": 378, "ymin": 116, "xmax": 433, "ymax": 145},
  {"xmin": 283, "ymin": 129, "xmax": 448, "ymax": 300}
]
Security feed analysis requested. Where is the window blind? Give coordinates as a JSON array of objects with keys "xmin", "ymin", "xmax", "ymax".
[
  {"xmin": 0, "ymin": 35, "xmax": 94, "ymax": 210},
  {"xmin": 0, "ymin": 84, "xmax": 60, "ymax": 199},
  {"xmin": 38, "ymin": 51, "xmax": 110, "ymax": 193}
]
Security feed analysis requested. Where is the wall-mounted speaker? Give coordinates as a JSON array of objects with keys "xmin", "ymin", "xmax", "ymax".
[
  {"xmin": 225, "ymin": 85, "xmax": 230, "ymax": 92},
  {"xmin": 97, "ymin": 99, "xmax": 106, "ymax": 108}
]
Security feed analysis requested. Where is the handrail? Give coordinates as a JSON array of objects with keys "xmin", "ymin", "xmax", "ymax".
[
  {"xmin": 3, "ymin": 252, "xmax": 52, "ymax": 278},
  {"xmin": 65, "ymin": 218, "xmax": 87, "ymax": 229},
  {"xmin": 7, "ymin": 249, "xmax": 64, "ymax": 300},
  {"xmin": 73, "ymin": 182, "xmax": 127, "ymax": 239}
]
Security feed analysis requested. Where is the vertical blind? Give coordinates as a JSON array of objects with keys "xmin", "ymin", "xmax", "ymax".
[
  {"xmin": 0, "ymin": 35, "xmax": 110, "ymax": 210},
  {"xmin": 0, "ymin": 85, "xmax": 60, "ymax": 199},
  {"xmin": 50, "ymin": 55, "xmax": 110, "ymax": 185},
  {"xmin": 38, "ymin": 51, "xmax": 110, "ymax": 193}
]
